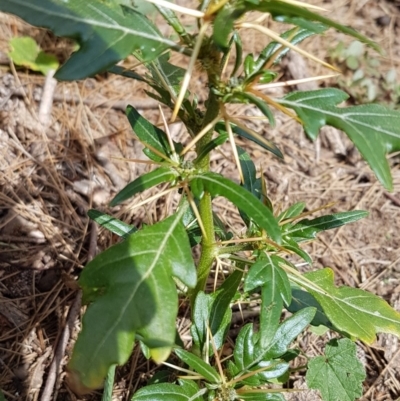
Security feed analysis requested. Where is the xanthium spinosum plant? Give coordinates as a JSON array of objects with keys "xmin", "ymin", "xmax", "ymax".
[{"xmin": 2, "ymin": 0, "xmax": 400, "ymax": 400}]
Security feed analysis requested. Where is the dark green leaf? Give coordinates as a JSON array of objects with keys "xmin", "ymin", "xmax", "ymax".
[
  {"xmin": 232, "ymin": 31, "xmax": 243, "ymax": 76},
  {"xmin": 213, "ymin": 0, "xmax": 378, "ymax": 52},
  {"xmin": 259, "ymin": 281, "xmax": 283, "ymax": 348},
  {"xmin": 215, "ymin": 122, "xmax": 283, "ymax": 159},
  {"xmin": 284, "ymin": 210, "xmax": 368, "ymax": 241},
  {"xmin": 244, "ymin": 255, "xmax": 291, "ymax": 306},
  {"xmin": 191, "ymin": 173, "xmax": 281, "ymax": 243},
  {"xmin": 288, "ymin": 288, "xmax": 332, "ymax": 328},
  {"xmin": 306, "ymin": 339, "xmax": 366, "ymax": 401},
  {"xmin": 0, "ymin": 0, "xmax": 175, "ymax": 80},
  {"xmin": 108, "ymin": 65, "xmax": 148, "ymax": 82},
  {"xmin": 263, "ymin": 307, "xmax": 316, "ymax": 360},
  {"xmin": 195, "ymin": 132, "xmax": 228, "ymax": 164},
  {"xmin": 277, "ymin": 202, "xmax": 306, "ymax": 222},
  {"xmin": 278, "ymin": 88, "xmax": 400, "ymax": 190},
  {"xmin": 239, "ymin": 92, "xmax": 275, "ymax": 127},
  {"xmin": 148, "ymin": 53, "xmax": 185, "ymax": 97},
  {"xmin": 174, "ymin": 349, "xmax": 221, "ymax": 384},
  {"xmin": 238, "ymin": 146, "xmax": 261, "ymax": 198},
  {"xmin": 88, "ymin": 209, "xmax": 136, "ymax": 238},
  {"xmin": 238, "ymin": 392, "xmax": 285, "ymax": 401},
  {"xmin": 126, "ymin": 105, "xmax": 174, "ymax": 161},
  {"xmin": 191, "ymin": 270, "xmax": 242, "ymax": 357},
  {"xmin": 254, "ymin": 25, "xmax": 327, "ymax": 70},
  {"xmin": 110, "ymin": 167, "xmax": 178, "ymax": 206},
  {"xmin": 67, "ymin": 213, "xmax": 196, "ymax": 390},
  {"xmin": 228, "ymin": 323, "xmax": 289, "ymax": 386},
  {"xmin": 282, "ymin": 238, "xmax": 312, "ymax": 265}
]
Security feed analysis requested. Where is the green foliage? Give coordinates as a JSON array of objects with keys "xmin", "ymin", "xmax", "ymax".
[
  {"xmin": 299, "ymin": 268, "xmax": 400, "ymax": 342},
  {"xmin": 279, "ymin": 89, "xmax": 400, "ymax": 190},
  {"xmin": 67, "ymin": 212, "xmax": 196, "ymax": 390},
  {"xmin": 8, "ymin": 36, "xmax": 59, "ymax": 75},
  {"xmin": 3, "ymin": 0, "xmax": 400, "ymax": 400},
  {"xmin": 0, "ymin": 0, "xmax": 174, "ymax": 80},
  {"xmin": 306, "ymin": 338, "xmax": 366, "ymax": 401}
]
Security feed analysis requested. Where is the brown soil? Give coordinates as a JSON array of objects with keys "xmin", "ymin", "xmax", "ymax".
[{"xmin": 1, "ymin": 1, "xmax": 400, "ymax": 400}]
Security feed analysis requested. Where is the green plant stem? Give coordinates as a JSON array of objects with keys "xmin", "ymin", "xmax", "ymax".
[
  {"xmin": 217, "ymin": 244, "xmax": 254, "ymax": 255},
  {"xmin": 190, "ymin": 93, "xmax": 220, "ymax": 303},
  {"xmin": 101, "ymin": 364, "xmax": 116, "ymax": 401}
]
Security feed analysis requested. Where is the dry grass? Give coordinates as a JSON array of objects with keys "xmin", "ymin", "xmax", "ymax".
[{"xmin": 0, "ymin": 1, "xmax": 400, "ymax": 400}]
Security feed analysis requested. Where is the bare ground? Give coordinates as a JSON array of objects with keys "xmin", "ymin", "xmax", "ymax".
[{"xmin": 0, "ymin": 1, "xmax": 400, "ymax": 400}]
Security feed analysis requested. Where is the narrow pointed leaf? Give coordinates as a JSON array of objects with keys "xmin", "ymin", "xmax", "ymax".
[
  {"xmin": 0, "ymin": 0, "xmax": 175, "ymax": 80},
  {"xmin": 174, "ymin": 348, "xmax": 221, "ymax": 384},
  {"xmin": 88, "ymin": 209, "xmax": 136, "ymax": 238},
  {"xmin": 191, "ymin": 173, "xmax": 281, "ymax": 243},
  {"xmin": 262, "ymin": 307, "xmax": 316, "ymax": 360},
  {"xmin": 277, "ymin": 202, "xmax": 306, "ymax": 222},
  {"xmin": 110, "ymin": 167, "xmax": 178, "ymax": 206},
  {"xmin": 238, "ymin": 392, "xmax": 285, "ymax": 401},
  {"xmin": 238, "ymin": 146, "xmax": 261, "ymax": 198},
  {"xmin": 191, "ymin": 270, "xmax": 242, "ymax": 357},
  {"xmin": 259, "ymin": 284, "xmax": 283, "ymax": 348},
  {"xmin": 244, "ymin": 255, "xmax": 291, "ymax": 306},
  {"xmin": 239, "ymin": 92, "xmax": 275, "ymax": 127},
  {"xmin": 283, "ymin": 210, "xmax": 368, "ymax": 242},
  {"xmin": 229, "ymin": 308, "xmax": 315, "ymax": 384},
  {"xmin": 278, "ymin": 89, "xmax": 400, "ymax": 190},
  {"xmin": 282, "ymin": 238, "xmax": 312, "ymax": 265},
  {"xmin": 67, "ymin": 213, "xmax": 196, "ymax": 391},
  {"xmin": 132, "ymin": 380, "xmax": 204, "ymax": 401},
  {"xmin": 255, "ymin": 25, "xmax": 327, "ymax": 70},
  {"xmin": 108, "ymin": 65, "xmax": 148, "ymax": 82},
  {"xmin": 306, "ymin": 338, "xmax": 366, "ymax": 401},
  {"xmin": 215, "ymin": 122, "xmax": 283, "ymax": 159},
  {"xmin": 126, "ymin": 105, "xmax": 177, "ymax": 161}
]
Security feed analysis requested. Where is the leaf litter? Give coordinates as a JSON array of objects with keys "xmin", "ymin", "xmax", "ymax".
[{"xmin": 0, "ymin": 0, "xmax": 400, "ymax": 400}]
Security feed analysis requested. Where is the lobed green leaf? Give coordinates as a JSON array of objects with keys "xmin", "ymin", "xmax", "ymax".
[
  {"xmin": 278, "ymin": 89, "xmax": 400, "ymax": 190},
  {"xmin": 306, "ymin": 338, "xmax": 366, "ymax": 401},
  {"xmin": 67, "ymin": 213, "xmax": 196, "ymax": 391},
  {"xmin": 300, "ymin": 268, "xmax": 400, "ymax": 343},
  {"xmin": 0, "ymin": 0, "xmax": 175, "ymax": 80}
]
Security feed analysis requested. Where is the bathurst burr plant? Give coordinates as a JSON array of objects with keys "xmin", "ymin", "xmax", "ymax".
[{"xmin": 2, "ymin": 0, "xmax": 400, "ymax": 400}]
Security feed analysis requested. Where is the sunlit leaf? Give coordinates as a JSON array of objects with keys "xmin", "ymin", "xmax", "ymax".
[
  {"xmin": 191, "ymin": 173, "xmax": 281, "ymax": 243},
  {"xmin": 283, "ymin": 210, "xmax": 368, "ymax": 242},
  {"xmin": 132, "ymin": 380, "xmax": 204, "ymax": 401},
  {"xmin": 67, "ymin": 213, "xmax": 196, "ymax": 391},
  {"xmin": 300, "ymin": 268, "xmax": 400, "ymax": 343},
  {"xmin": 174, "ymin": 348, "xmax": 221, "ymax": 384},
  {"xmin": 306, "ymin": 338, "xmax": 365, "ymax": 401},
  {"xmin": 278, "ymin": 88, "xmax": 400, "ymax": 190},
  {"xmin": 8, "ymin": 36, "xmax": 59, "ymax": 75},
  {"xmin": 88, "ymin": 209, "xmax": 136, "ymax": 238},
  {"xmin": 110, "ymin": 167, "xmax": 178, "ymax": 206}
]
